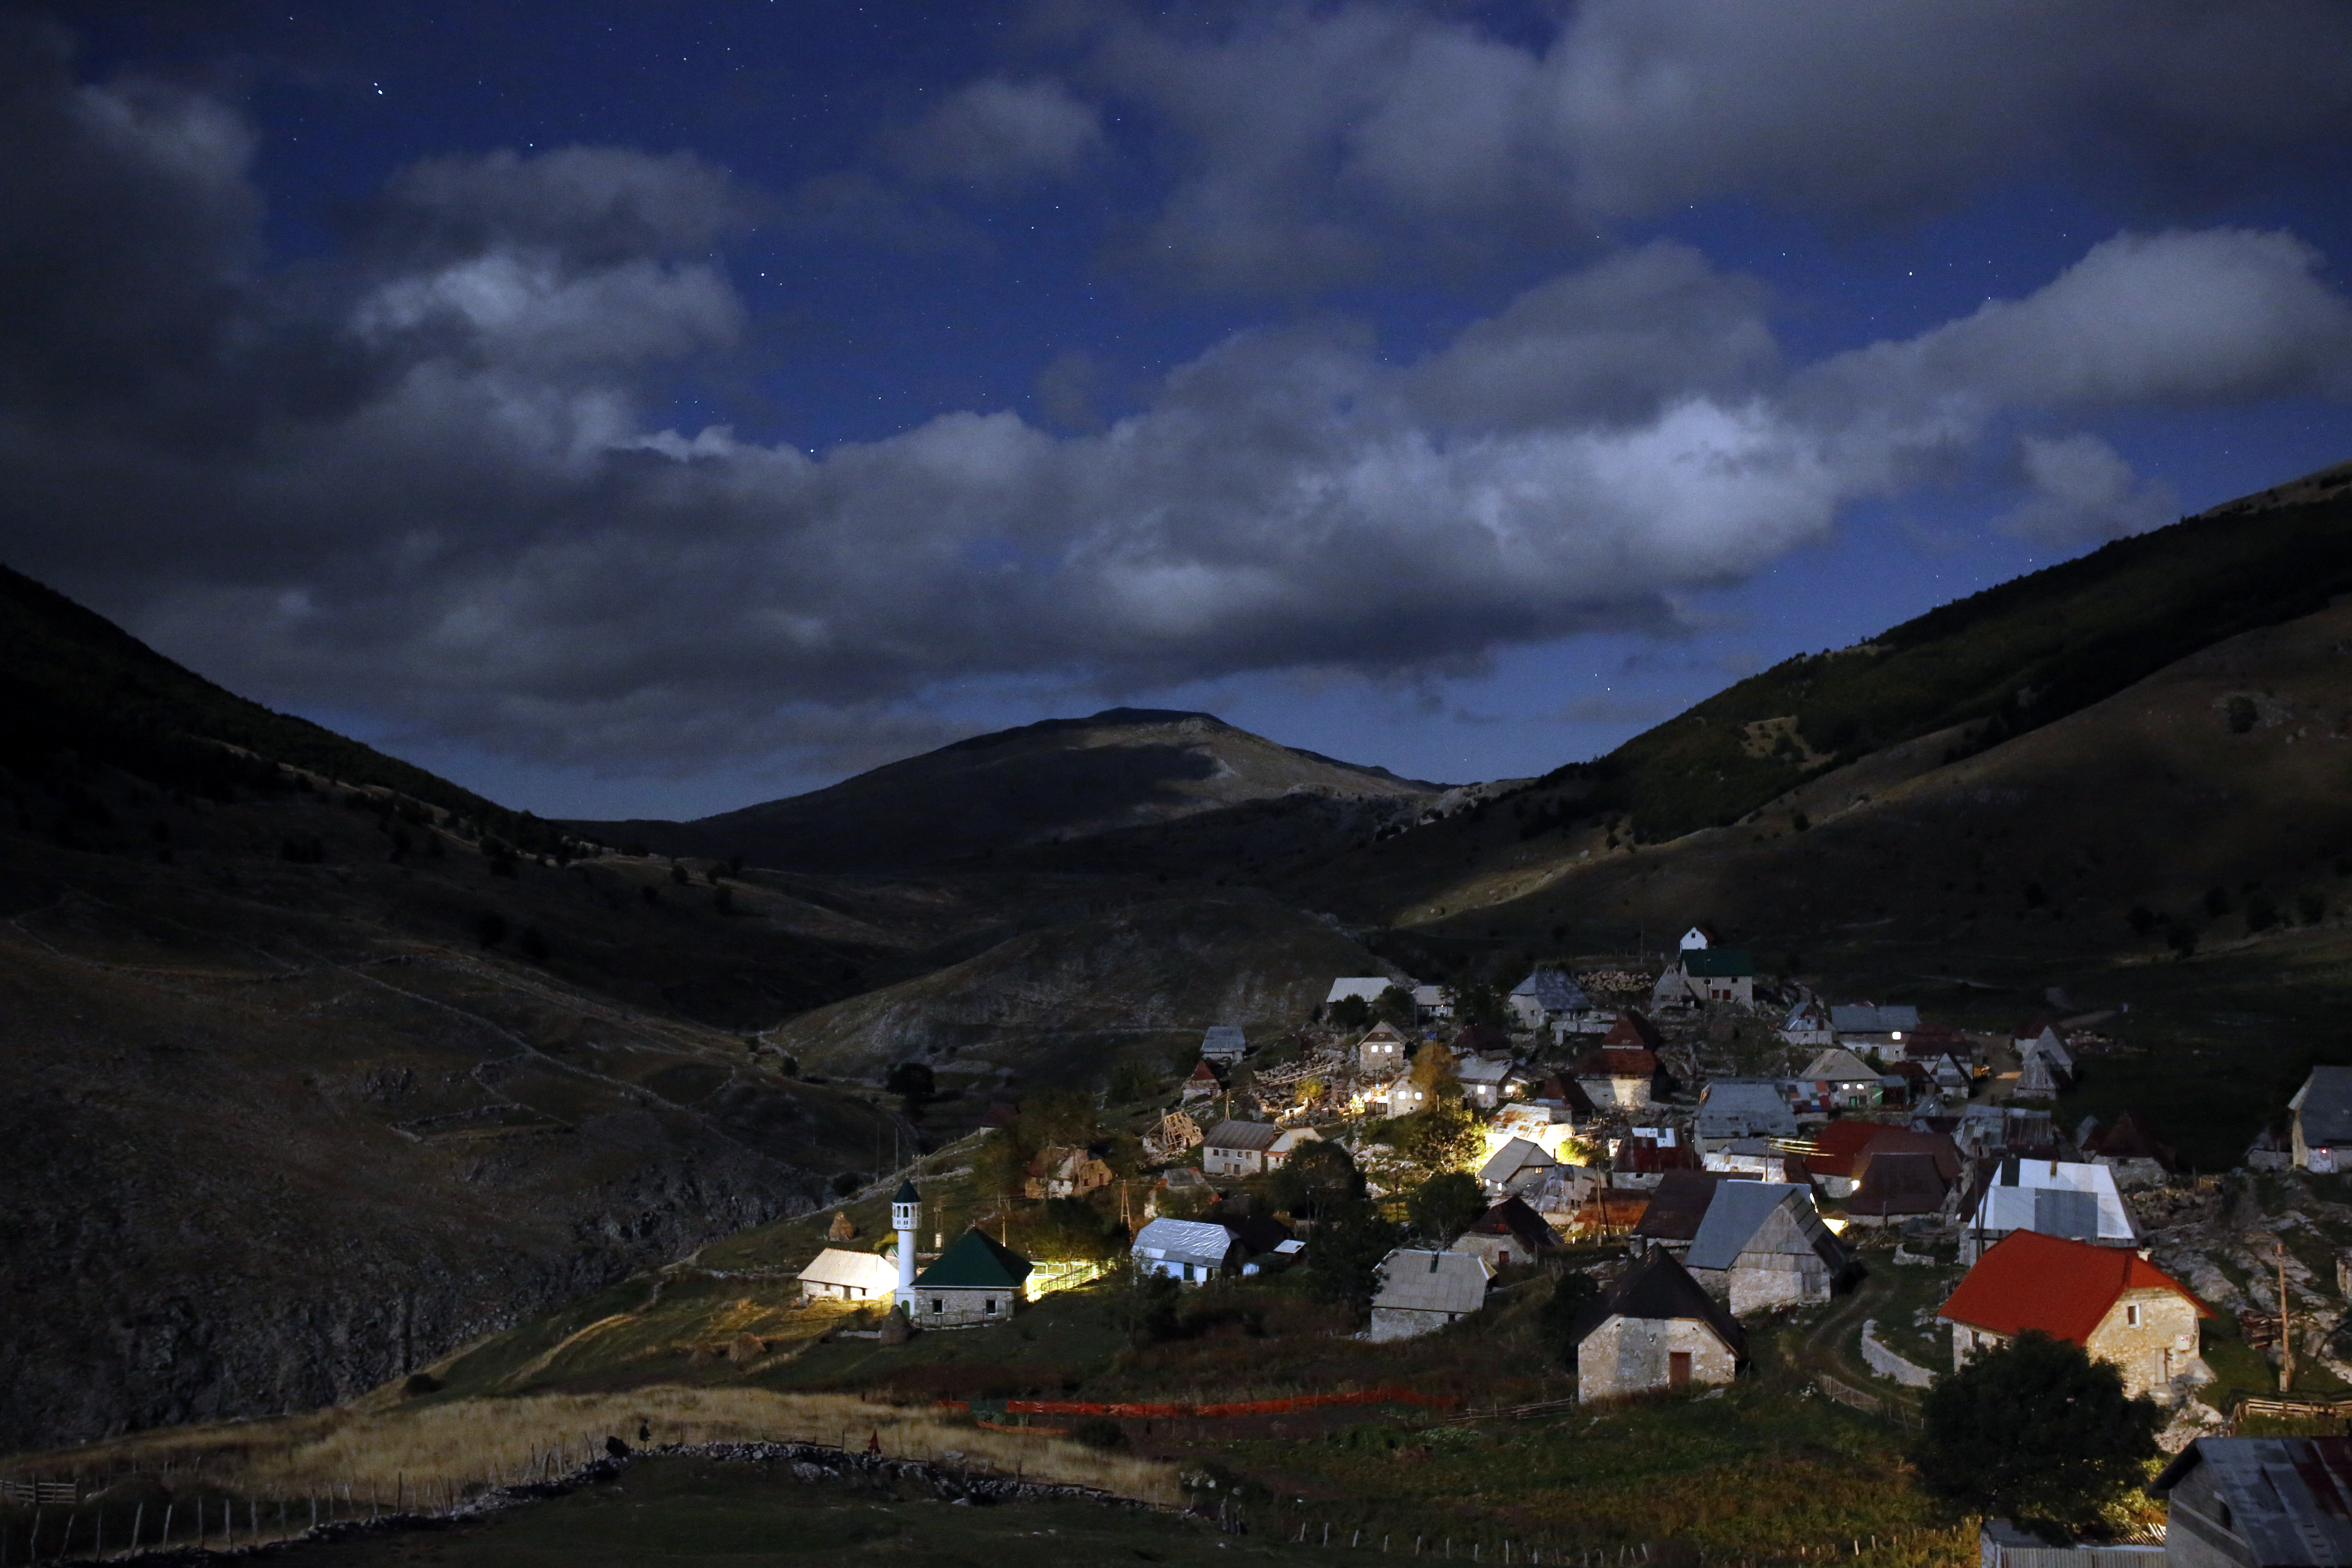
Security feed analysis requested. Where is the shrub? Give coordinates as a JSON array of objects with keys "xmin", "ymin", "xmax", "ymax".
[
  {"xmin": 2245, "ymin": 891, "xmax": 2280, "ymax": 932},
  {"xmin": 1067, "ymin": 1416, "xmax": 1127, "ymax": 1451},
  {"xmin": 402, "ymin": 1373, "xmax": 442, "ymax": 1398},
  {"xmin": 1407, "ymin": 1171, "xmax": 1486, "ymax": 1244},
  {"xmin": 670, "ymin": 863, "xmax": 689, "ymax": 885},
  {"xmin": 2299, "ymin": 891, "xmax": 2328, "ymax": 925},
  {"xmin": 830, "ymin": 1171, "xmax": 862, "ymax": 1198},
  {"xmin": 2204, "ymin": 886, "xmax": 2232, "ymax": 917},
  {"xmin": 1791, "ymin": 810, "xmax": 1810, "ymax": 832},
  {"xmin": 519, "ymin": 926, "xmax": 550, "ymax": 963},
  {"xmin": 474, "ymin": 911, "xmax": 508, "ymax": 949}
]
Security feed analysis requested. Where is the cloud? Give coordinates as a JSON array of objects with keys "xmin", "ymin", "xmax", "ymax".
[
  {"xmin": 3, "ymin": 42, "xmax": 2349, "ymax": 779},
  {"xmin": 882, "ymin": 76, "xmax": 1106, "ymax": 192},
  {"xmin": 1080, "ymin": 0, "xmax": 2352, "ymax": 290},
  {"xmin": 2000, "ymin": 433, "xmax": 2178, "ymax": 546}
]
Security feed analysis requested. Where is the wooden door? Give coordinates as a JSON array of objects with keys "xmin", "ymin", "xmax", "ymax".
[{"xmin": 1668, "ymin": 1352, "xmax": 1692, "ymax": 1388}]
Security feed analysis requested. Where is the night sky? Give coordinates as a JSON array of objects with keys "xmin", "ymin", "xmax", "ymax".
[{"xmin": 7, "ymin": 2, "xmax": 2352, "ymax": 817}]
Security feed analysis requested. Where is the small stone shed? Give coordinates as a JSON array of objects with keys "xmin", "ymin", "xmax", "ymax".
[
  {"xmin": 1574, "ymin": 1250, "xmax": 1746, "ymax": 1401},
  {"xmin": 1369, "ymin": 1247, "xmax": 1491, "ymax": 1342}
]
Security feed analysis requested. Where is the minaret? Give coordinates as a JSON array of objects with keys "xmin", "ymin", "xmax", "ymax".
[{"xmin": 891, "ymin": 1178, "xmax": 920, "ymax": 1305}]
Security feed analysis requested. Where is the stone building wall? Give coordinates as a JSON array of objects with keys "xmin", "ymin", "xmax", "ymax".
[
  {"xmin": 902, "ymin": 1284, "xmax": 1018, "ymax": 1328},
  {"xmin": 1577, "ymin": 1314, "xmax": 1736, "ymax": 1401}
]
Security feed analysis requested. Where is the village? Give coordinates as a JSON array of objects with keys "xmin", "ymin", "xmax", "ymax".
[{"xmin": 783, "ymin": 924, "xmax": 2352, "ymax": 1567}]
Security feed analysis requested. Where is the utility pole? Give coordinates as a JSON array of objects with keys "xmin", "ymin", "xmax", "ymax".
[{"xmin": 2280, "ymin": 1243, "xmax": 2295, "ymax": 1394}]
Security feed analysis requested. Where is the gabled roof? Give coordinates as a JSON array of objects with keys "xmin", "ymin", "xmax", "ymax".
[
  {"xmin": 2152, "ymin": 1438, "xmax": 2352, "ymax": 1567},
  {"xmin": 1679, "ymin": 924, "xmax": 1721, "ymax": 949},
  {"xmin": 1605, "ymin": 1011, "xmax": 1666, "ymax": 1051},
  {"xmin": 1459, "ymin": 1057, "xmax": 1514, "ymax": 1085},
  {"xmin": 1452, "ymin": 1023, "xmax": 1515, "ymax": 1056},
  {"xmin": 1617, "ymin": 1134, "xmax": 1701, "ymax": 1175},
  {"xmin": 1845, "ymin": 1152, "xmax": 1948, "ymax": 1216},
  {"xmin": 1132, "ymin": 1217, "xmax": 1242, "ymax": 1269},
  {"xmin": 1801, "ymin": 1121, "xmax": 1960, "ymax": 1182},
  {"xmin": 1532, "ymin": 1076, "xmax": 1599, "ymax": 1116},
  {"xmin": 1186, "ymin": 1060, "xmax": 1222, "ymax": 1084},
  {"xmin": 1577, "ymin": 1045, "xmax": 1661, "ymax": 1079},
  {"xmin": 1831, "ymin": 1003, "xmax": 1919, "ymax": 1033},
  {"xmin": 2293, "ymin": 1066, "xmax": 2352, "ymax": 1147},
  {"xmin": 1372, "ymin": 1248, "xmax": 1491, "ymax": 1315},
  {"xmin": 1970, "ymin": 1157, "xmax": 2134, "ymax": 1243},
  {"xmin": 1801, "ymin": 1047, "xmax": 1880, "ymax": 1083},
  {"xmin": 1684, "ymin": 947, "xmax": 1757, "ymax": 979},
  {"xmin": 1325, "ymin": 976, "xmax": 1396, "ymax": 1004},
  {"xmin": 1512, "ymin": 968, "xmax": 1594, "ymax": 1011},
  {"xmin": 2080, "ymin": 1109, "xmax": 2178, "ymax": 1170},
  {"xmin": 1359, "ymin": 1021, "xmax": 1408, "ymax": 1045},
  {"xmin": 1463, "ymin": 1196, "xmax": 1556, "ymax": 1253},
  {"xmin": 1204, "ymin": 1119, "xmax": 1281, "ymax": 1152},
  {"xmin": 1782, "ymin": 1001, "xmax": 1831, "ymax": 1032},
  {"xmin": 1632, "ymin": 1169, "xmax": 1736, "ymax": 1241},
  {"xmin": 1478, "ymin": 1137, "xmax": 1558, "ymax": 1187},
  {"xmin": 1575, "ymin": 1250, "xmax": 1745, "ymax": 1357},
  {"xmin": 1575, "ymin": 1189, "xmax": 1651, "ymax": 1229},
  {"xmin": 1695, "ymin": 1080, "xmax": 1798, "ymax": 1139},
  {"xmin": 1939, "ymin": 1228, "xmax": 2209, "ymax": 1344},
  {"xmin": 1201, "ymin": 1025, "xmax": 1247, "ymax": 1057},
  {"xmin": 913, "ymin": 1228, "xmax": 1033, "ymax": 1291},
  {"xmin": 797, "ymin": 1247, "xmax": 900, "ymax": 1292},
  {"xmin": 1687, "ymin": 1182, "xmax": 1837, "ymax": 1273}
]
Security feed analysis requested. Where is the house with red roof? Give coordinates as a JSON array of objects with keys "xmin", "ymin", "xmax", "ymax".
[
  {"xmin": 1938, "ymin": 1229, "xmax": 2212, "ymax": 1404},
  {"xmin": 1800, "ymin": 1121, "xmax": 1961, "ymax": 1198}
]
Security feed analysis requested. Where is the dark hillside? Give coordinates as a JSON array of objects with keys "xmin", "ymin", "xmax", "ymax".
[
  {"xmin": 1547, "ymin": 460, "xmax": 2352, "ymax": 841},
  {"xmin": 0, "ymin": 565, "xmax": 570, "ymax": 854}
]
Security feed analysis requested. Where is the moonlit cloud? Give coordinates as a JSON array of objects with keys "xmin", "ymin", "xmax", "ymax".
[{"xmin": 3, "ymin": 16, "xmax": 2350, "ymax": 786}]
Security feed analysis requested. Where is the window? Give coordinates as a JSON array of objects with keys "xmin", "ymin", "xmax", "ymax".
[
  {"xmin": 2126, "ymin": 1304, "xmax": 2141, "ymax": 1327},
  {"xmin": 984, "ymin": 1298, "xmax": 997, "ymax": 1315},
  {"xmin": 930, "ymin": 1299, "xmax": 943, "ymax": 1314}
]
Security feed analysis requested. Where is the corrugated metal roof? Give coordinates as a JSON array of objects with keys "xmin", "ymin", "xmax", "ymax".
[
  {"xmin": 1201, "ymin": 1025, "xmax": 1247, "ymax": 1058},
  {"xmin": 1204, "ymin": 1119, "xmax": 1281, "ymax": 1152},
  {"xmin": 1970, "ymin": 1158, "xmax": 2135, "ymax": 1242},
  {"xmin": 1132, "ymin": 1218, "xmax": 1240, "ymax": 1268},
  {"xmin": 1478, "ymin": 1137, "xmax": 1557, "ymax": 1186},
  {"xmin": 1372, "ymin": 1248, "xmax": 1490, "ymax": 1315},
  {"xmin": 1686, "ymin": 1182, "xmax": 1834, "ymax": 1272},
  {"xmin": 1831, "ymin": 1004, "xmax": 1920, "ymax": 1032},
  {"xmin": 2154, "ymin": 1437, "xmax": 2352, "ymax": 1566}
]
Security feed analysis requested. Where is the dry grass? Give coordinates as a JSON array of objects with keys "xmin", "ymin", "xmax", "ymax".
[{"xmin": 2, "ymin": 1389, "xmax": 1180, "ymax": 1508}]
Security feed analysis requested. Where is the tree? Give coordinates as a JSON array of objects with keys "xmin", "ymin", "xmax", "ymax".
[
  {"xmin": 1373, "ymin": 984, "xmax": 1418, "ymax": 1029},
  {"xmin": 1911, "ymin": 1330, "xmax": 2162, "ymax": 1533},
  {"xmin": 1537, "ymin": 1269, "xmax": 1600, "ymax": 1368},
  {"xmin": 1443, "ymin": 978, "xmax": 1510, "ymax": 1031},
  {"xmin": 1408, "ymin": 1044, "xmax": 1461, "ymax": 1101},
  {"xmin": 1406, "ymin": 1103, "xmax": 1481, "ymax": 1174},
  {"xmin": 886, "ymin": 1061, "xmax": 935, "ymax": 1117},
  {"xmin": 1328, "ymin": 993, "xmax": 1373, "ymax": 1031},
  {"xmin": 1303, "ymin": 1200, "xmax": 1400, "ymax": 1314},
  {"xmin": 1407, "ymin": 1171, "xmax": 1486, "ymax": 1243},
  {"xmin": 1265, "ymin": 1140, "xmax": 1365, "ymax": 1220}
]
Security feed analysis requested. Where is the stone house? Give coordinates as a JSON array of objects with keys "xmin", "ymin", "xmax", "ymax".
[
  {"xmin": 1576, "ymin": 1039, "xmax": 1665, "ymax": 1110},
  {"xmin": 902, "ymin": 1228, "xmax": 1032, "ymax": 1326},
  {"xmin": 1180, "ymin": 1060, "xmax": 1223, "ymax": 1103},
  {"xmin": 1780, "ymin": 1000, "xmax": 1834, "ymax": 1049},
  {"xmin": 1653, "ymin": 947, "xmax": 1757, "ymax": 1009},
  {"xmin": 1797, "ymin": 1047, "xmax": 1883, "ymax": 1110},
  {"xmin": 796, "ymin": 1246, "xmax": 900, "ymax": 1304},
  {"xmin": 1614, "ymin": 1128, "xmax": 1701, "ymax": 1187},
  {"xmin": 1023, "ymin": 1145, "xmax": 1115, "ymax": 1200},
  {"xmin": 1510, "ymin": 968, "xmax": 1601, "ymax": 1033},
  {"xmin": 1477, "ymin": 1136, "xmax": 1560, "ymax": 1197},
  {"xmin": 1459, "ymin": 1055, "xmax": 1515, "ymax": 1110},
  {"xmin": 1379, "ymin": 1074, "xmax": 1432, "ymax": 1118},
  {"xmin": 1131, "ymin": 1216, "xmax": 1245, "ymax": 1283},
  {"xmin": 1202, "ymin": 1119, "xmax": 1281, "ymax": 1178},
  {"xmin": 1357, "ymin": 1021, "xmax": 1408, "ymax": 1076},
  {"xmin": 1200, "ymin": 1025, "xmax": 1248, "ymax": 1067},
  {"xmin": 1574, "ymin": 1250, "xmax": 1745, "ymax": 1401},
  {"xmin": 1449, "ymin": 1196, "xmax": 1557, "ymax": 1272},
  {"xmin": 1802, "ymin": 1122, "xmax": 1961, "ymax": 1199},
  {"xmin": 1369, "ymin": 1248, "xmax": 1491, "ymax": 1342},
  {"xmin": 1831, "ymin": 1003, "xmax": 1920, "ymax": 1052},
  {"xmin": 1939, "ymin": 1228, "xmax": 2212, "ymax": 1404},
  {"xmin": 1410, "ymin": 984, "xmax": 1453, "ymax": 1021},
  {"xmin": 2153, "ymin": 1435, "xmax": 2352, "ymax": 1568},
  {"xmin": 2290, "ymin": 1066, "xmax": 2352, "ymax": 1174},
  {"xmin": 1684, "ymin": 1181, "xmax": 1846, "ymax": 1314}
]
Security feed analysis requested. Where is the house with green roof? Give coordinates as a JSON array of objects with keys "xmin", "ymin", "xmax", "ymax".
[
  {"xmin": 1651, "ymin": 943, "xmax": 1758, "ymax": 1009},
  {"xmin": 899, "ymin": 1227, "xmax": 1034, "ymax": 1327}
]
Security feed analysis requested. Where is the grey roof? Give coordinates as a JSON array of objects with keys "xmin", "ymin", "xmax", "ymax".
[
  {"xmin": 1200, "ymin": 1025, "xmax": 1247, "ymax": 1059},
  {"xmin": 1696, "ymin": 1080, "xmax": 1798, "ymax": 1140},
  {"xmin": 1204, "ymin": 1119, "xmax": 1281, "ymax": 1152},
  {"xmin": 1830, "ymin": 1004, "xmax": 1920, "ymax": 1033},
  {"xmin": 1801, "ymin": 1047, "xmax": 1880, "ymax": 1083},
  {"xmin": 1458, "ymin": 1057, "xmax": 1513, "ymax": 1085},
  {"xmin": 1372, "ymin": 1248, "xmax": 1490, "ymax": 1316},
  {"xmin": 2154, "ymin": 1437, "xmax": 2352, "ymax": 1566},
  {"xmin": 1132, "ymin": 1218, "xmax": 1243, "ymax": 1269},
  {"xmin": 1574, "ymin": 1251, "xmax": 1745, "ymax": 1356},
  {"xmin": 1477, "ymin": 1137, "xmax": 1557, "ymax": 1187},
  {"xmin": 1511, "ymin": 969, "xmax": 1593, "ymax": 1011},
  {"xmin": 2294, "ymin": 1067, "xmax": 2352, "ymax": 1148},
  {"xmin": 1686, "ymin": 1182, "xmax": 1837, "ymax": 1273}
]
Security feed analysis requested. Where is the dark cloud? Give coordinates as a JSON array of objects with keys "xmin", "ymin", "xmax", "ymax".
[
  {"xmin": 2, "ymin": 29, "xmax": 2350, "ymax": 782},
  {"xmin": 880, "ymin": 76, "xmax": 1106, "ymax": 191}
]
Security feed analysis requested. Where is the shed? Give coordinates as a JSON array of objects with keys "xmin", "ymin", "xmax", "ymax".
[
  {"xmin": 1131, "ymin": 1217, "xmax": 1245, "ymax": 1284},
  {"xmin": 1573, "ymin": 1250, "xmax": 1745, "ymax": 1401},
  {"xmin": 797, "ymin": 1247, "xmax": 899, "ymax": 1303},
  {"xmin": 1685, "ymin": 1182, "xmax": 1845, "ymax": 1314},
  {"xmin": 1450, "ymin": 1196, "xmax": 1557, "ymax": 1272},
  {"xmin": 1370, "ymin": 1248, "xmax": 1492, "ymax": 1342},
  {"xmin": 904, "ymin": 1229, "xmax": 1032, "ymax": 1326},
  {"xmin": 2077, "ymin": 1110, "xmax": 2179, "ymax": 1190}
]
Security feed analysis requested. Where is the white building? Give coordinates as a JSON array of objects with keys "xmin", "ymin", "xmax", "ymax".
[
  {"xmin": 796, "ymin": 1247, "xmax": 900, "ymax": 1304},
  {"xmin": 1131, "ymin": 1217, "xmax": 1244, "ymax": 1284},
  {"xmin": 1963, "ymin": 1156, "xmax": 2135, "ymax": 1260}
]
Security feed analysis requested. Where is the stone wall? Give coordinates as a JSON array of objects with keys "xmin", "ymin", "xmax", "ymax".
[
  {"xmin": 1859, "ymin": 1320, "xmax": 1936, "ymax": 1388},
  {"xmin": 2083, "ymin": 1287, "xmax": 2205, "ymax": 1403}
]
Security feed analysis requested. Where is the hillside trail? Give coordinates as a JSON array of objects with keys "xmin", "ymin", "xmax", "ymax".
[{"xmin": 1796, "ymin": 1264, "xmax": 1918, "ymax": 1412}]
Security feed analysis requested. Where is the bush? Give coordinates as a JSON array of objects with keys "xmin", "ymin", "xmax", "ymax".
[
  {"xmin": 2227, "ymin": 695, "xmax": 2259, "ymax": 733},
  {"xmin": 2246, "ymin": 891, "xmax": 2280, "ymax": 933},
  {"xmin": 402, "ymin": 1372, "xmax": 442, "ymax": 1398},
  {"xmin": 474, "ymin": 911, "xmax": 508, "ymax": 949},
  {"xmin": 2300, "ymin": 891, "xmax": 2328, "ymax": 925},
  {"xmin": 830, "ymin": 1171, "xmax": 862, "ymax": 1198},
  {"xmin": 1407, "ymin": 1171, "xmax": 1486, "ymax": 1244},
  {"xmin": 2205, "ymin": 886, "xmax": 2232, "ymax": 917},
  {"xmin": 1538, "ymin": 1270, "xmax": 1601, "ymax": 1368},
  {"xmin": 519, "ymin": 925, "xmax": 550, "ymax": 963},
  {"xmin": 1067, "ymin": 1417, "xmax": 1127, "ymax": 1451}
]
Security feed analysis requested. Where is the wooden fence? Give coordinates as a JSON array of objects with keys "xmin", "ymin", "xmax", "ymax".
[
  {"xmin": 1814, "ymin": 1374, "xmax": 1920, "ymax": 1432},
  {"xmin": 2228, "ymin": 1396, "xmax": 2352, "ymax": 1431}
]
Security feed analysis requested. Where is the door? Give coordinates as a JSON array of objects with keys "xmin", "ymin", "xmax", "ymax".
[{"xmin": 1669, "ymin": 1352, "xmax": 1692, "ymax": 1388}]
